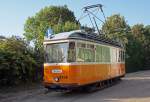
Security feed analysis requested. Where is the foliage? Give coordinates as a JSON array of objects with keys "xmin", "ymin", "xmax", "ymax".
[
  {"xmin": 0, "ymin": 36, "xmax": 41, "ymax": 86},
  {"xmin": 102, "ymin": 14, "xmax": 150, "ymax": 72},
  {"xmin": 52, "ymin": 21, "xmax": 79, "ymax": 34},
  {"xmin": 125, "ymin": 33, "xmax": 145, "ymax": 72},
  {"xmin": 125, "ymin": 24, "xmax": 150, "ymax": 72},
  {"xmin": 102, "ymin": 14, "xmax": 130, "ymax": 44},
  {"xmin": 24, "ymin": 5, "xmax": 80, "ymax": 50}
]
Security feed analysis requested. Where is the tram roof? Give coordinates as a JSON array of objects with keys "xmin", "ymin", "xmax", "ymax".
[{"xmin": 44, "ymin": 30, "xmax": 124, "ymax": 48}]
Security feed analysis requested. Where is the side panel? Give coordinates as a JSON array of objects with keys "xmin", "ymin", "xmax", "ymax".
[
  {"xmin": 110, "ymin": 63, "xmax": 125, "ymax": 78},
  {"xmin": 43, "ymin": 63, "xmax": 125, "ymax": 86}
]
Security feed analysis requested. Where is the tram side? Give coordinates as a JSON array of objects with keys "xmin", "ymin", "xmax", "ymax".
[
  {"xmin": 43, "ymin": 39, "xmax": 125, "ymax": 90},
  {"xmin": 66, "ymin": 40, "xmax": 125, "ymax": 85}
]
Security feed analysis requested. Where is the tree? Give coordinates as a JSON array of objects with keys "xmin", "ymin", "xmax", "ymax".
[
  {"xmin": 144, "ymin": 25, "xmax": 150, "ymax": 67},
  {"xmin": 126, "ymin": 24, "xmax": 150, "ymax": 72},
  {"xmin": 24, "ymin": 5, "xmax": 80, "ymax": 50},
  {"xmin": 53, "ymin": 21, "xmax": 79, "ymax": 34},
  {"xmin": 144, "ymin": 25, "xmax": 150, "ymax": 51},
  {"xmin": 131, "ymin": 24, "xmax": 145, "ymax": 42},
  {"xmin": 102, "ymin": 14, "xmax": 130, "ymax": 44},
  {"xmin": 125, "ymin": 33, "xmax": 145, "ymax": 72}
]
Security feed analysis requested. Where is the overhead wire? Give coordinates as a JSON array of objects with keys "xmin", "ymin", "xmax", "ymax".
[
  {"xmin": 78, "ymin": 8, "xmax": 99, "ymax": 21},
  {"xmin": 86, "ymin": 10, "xmax": 105, "ymax": 24},
  {"xmin": 78, "ymin": 4, "xmax": 108, "ymax": 35}
]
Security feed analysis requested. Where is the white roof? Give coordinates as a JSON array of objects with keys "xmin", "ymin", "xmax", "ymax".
[{"xmin": 44, "ymin": 30, "xmax": 82, "ymax": 41}]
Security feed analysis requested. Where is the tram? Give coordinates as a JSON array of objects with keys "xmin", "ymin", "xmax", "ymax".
[{"xmin": 43, "ymin": 30, "xmax": 125, "ymax": 91}]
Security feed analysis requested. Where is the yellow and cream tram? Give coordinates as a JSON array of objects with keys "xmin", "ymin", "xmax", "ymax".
[{"xmin": 43, "ymin": 30, "xmax": 125, "ymax": 91}]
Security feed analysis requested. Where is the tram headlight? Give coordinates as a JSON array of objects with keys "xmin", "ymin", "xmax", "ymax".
[{"xmin": 54, "ymin": 77, "xmax": 59, "ymax": 82}]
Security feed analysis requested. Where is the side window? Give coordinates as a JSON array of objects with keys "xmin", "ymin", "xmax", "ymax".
[
  {"xmin": 68, "ymin": 42, "xmax": 76, "ymax": 62},
  {"xmin": 77, "ymin": 43, "xmax": 85, "ymax": 62},
  {"xmin": 120, "ymin": 50, "xmax": 125, "ymax": 62},
  {"xmin": 77, "ymin": 42, "xmax": 95, "ymax": 62},
  {"xmin": 86, "ymin": 44, "xmax": 95, "ymax": 62},
  {"xmin": 102, "ymin": 46, "xmax": 105, "ymax": 62},
  {"xmin": 96, "ymin": 45, "xmax": 110, "ymax": 63},
  {"xmin": 116, "ymin": 49, "xmax": 121, "ymax": 63},
  {"xmin": 102, "ymin": 46, "xmax": 107, "ymax": 62},
  {"xmin": 116, "ymin": 49, "xmax": 118, "ymax": 62},
  {"xmin": 106, "ymin": 47, "xmax": 110, "ymax": 62},
  {"xmin": 121, "ymin": 50, "xmax": 123, "ymax": 62},
  {"xmin": 118, "ymin": 50, "xmax": 121, "ymax": 62},
  {"xmin": 112, "ymin": 48, "xmax": 116, "ymax": 63},
  {"xmin": 123, "ymin": 51, "xmax": 125, "ymax": 62},
  {"xmin": 96, "ymin": 45, "xmax": 102, "ymax": 62}
]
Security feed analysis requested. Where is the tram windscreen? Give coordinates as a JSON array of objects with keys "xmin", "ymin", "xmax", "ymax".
[
  {"xmin": 45, "ymin": 43, "xmax": 69, "ymax": 63},
  {"xmin": 45, "ymin": 42, "xmax": 76, "ymax": 63}
]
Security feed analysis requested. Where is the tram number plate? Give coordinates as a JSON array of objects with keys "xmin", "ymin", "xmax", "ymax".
[{"xmin": 52, "ymin": 69, "xmax": 62, "ymax": 73}]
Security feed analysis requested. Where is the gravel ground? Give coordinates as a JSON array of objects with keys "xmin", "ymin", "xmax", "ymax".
[{"xmin": 1, "ymin": 70, "xmax": 150, "ymax": 102}]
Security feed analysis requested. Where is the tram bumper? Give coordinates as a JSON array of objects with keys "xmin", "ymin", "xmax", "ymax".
[{"xmin": 44, "ymin": 83, "xmax": 79, "ymax": 91}]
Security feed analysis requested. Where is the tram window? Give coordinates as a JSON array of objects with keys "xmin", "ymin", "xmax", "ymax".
[
  {"xmin": 123, "ymin": 51, "xmax": 125, "ymax": 62},
  {"xmin": 86, "ymin": 44, "xmax": 95, "ymax": 62},
  {"xmin": 116, "ymin": 49, "xmax": 118, "ymax": 62},
  {"xmin": 87, "ymin": 44, "xmax": 94, "ymax": 49},
  {"xmin": 120, "ymin": 50, "xmax": 124, "ymax": 62},
  {"xmin": 102, "ymin": 46, "xmax": 107, "ymax": 62},
  {"xmin": 77, "ymin": 48, "xmax": 95, "ymax": 62},
  {"xmin": 102, "ymin": 46, "xmax": 105, "ymax": 62},
  {"xmin": 84, "ymin": 48, "xmax": 95, "ymax": 62},
  {"xmin": 121, "ymin": 50, "xmax": 124, "ymax": 62},
  {"xmin": 118, "ymin": 50, "xmax": 121, "ymax": 62},
  {"xmin": 77, "ymin": 42, "xmax": 85, "ymax": 62},
  {"xmin": 96, "ymin": 45, "xmax": 102, "ymax": 62},
  {"xmin": 77, "ymin": 43, "xmax": 86, "ymax": 48},
  {"xmin": 96, "ymin": 45, "xmax": 110, "ymax": 62},
  {"xmin": 77, "ymin": 42, "xmax": 95, "ymax": 62},
  {"xmin": 112, "ymin": 48, "xmax": 116, "ymax": 63},
  {"xmin": 105, "ymin": 47, "xmax": 110, "ymax": 62},
  {"xmin": 77, "ymin": 48, "xmax": 85, "ymax": 62},
  {"xmin": 118, "ymin": 50, "xmax": 120, "ymax": 62},
  {"xmin": 68, "ymin": 42, "xmax": 76, "ymax": 62},
  {"xmin": 45, "ymin": 43, "xmax": 68, "ymax": 63}
]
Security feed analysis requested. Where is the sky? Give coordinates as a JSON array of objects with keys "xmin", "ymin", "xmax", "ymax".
[{"xmin": 0, "ymin": 0, "xmax": 150, "ymax": 37}]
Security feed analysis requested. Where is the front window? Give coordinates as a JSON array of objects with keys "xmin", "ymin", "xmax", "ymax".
[
  {"xmin": 45, "ymin": 42, "xmax": 76, "ymax": 63},
  {"xmin": 45, "ymin": 43, "xmax": 68, "ymax": 63}
]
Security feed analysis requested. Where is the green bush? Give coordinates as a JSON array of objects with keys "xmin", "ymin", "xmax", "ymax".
[{"xmin": 0, "ymin": 36, "xmax": 42, "ymax": 86}]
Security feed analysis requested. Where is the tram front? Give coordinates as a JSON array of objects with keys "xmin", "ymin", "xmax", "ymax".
[{"xmin": 43, "ymin": 41, "xmax": 78, "ymax": 91}]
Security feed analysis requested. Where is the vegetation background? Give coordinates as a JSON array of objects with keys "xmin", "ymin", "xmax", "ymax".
[{"xmin": 0, "ymin": 5, "xmax": 150, "ymax": 86}]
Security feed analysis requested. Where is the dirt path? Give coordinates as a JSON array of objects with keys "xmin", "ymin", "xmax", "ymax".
[{"xmin": 1, "ymin": 70, "xmax": 150, "ymax": 102}]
